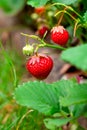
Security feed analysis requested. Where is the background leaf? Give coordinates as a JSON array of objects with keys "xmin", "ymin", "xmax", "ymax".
[
  {"xmin": 0, "ymin": 0, "xmax": 25, "ymax": 15},
  {"xmin": 61, "ymin": 44, "xmax": 87, "ymax": 71},
  {"xmin": 83, "ymin": 11, "xmax": 87, "ymax": 26},
  {"xmin": 72, "ymin": 104, "xmax": 87, "ymax": 117},
  {"xmin": 44, "ymin": 117, "xmax": 73, "ymax": 129},
  {"xmin": 52, "ymin": 0, "xmax": 78, "ymax": 5},
  {"xmin": 27, "ymin": 0, "xmax": 78, "ymax": 7},
  {"xmin": 27, "ymin": 0, "xmax": 49, "ymax": 7},
  {"xmin": 83, "ymin": 11, "xmax": 87, "ymax": 22}
]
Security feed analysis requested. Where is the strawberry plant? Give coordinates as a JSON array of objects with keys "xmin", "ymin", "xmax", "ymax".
[
  {"xmin": 0, "ymin": 0, "xmax": 25, "ymax": 15},
  {"xmin": 1, "ymin": 0, "xmax": 87, "ymax": 129},
  {"xmin": 14, "ymin": 0, "xmax": 87, "ymax": 129}
]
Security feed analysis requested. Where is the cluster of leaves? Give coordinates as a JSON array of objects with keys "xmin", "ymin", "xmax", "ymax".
[
  {"xmin": 27, "ymin": 0, "xmax": 78, "ymax": 7},
  {"xmin": 14, "ymin": 79, "xmax": 87, "ymax": 129},
  {"xmin": 0, "ymin": 0, "xmax": 78, "ymax": 14},
  {"xmin": 0, "ymin": 0, "xmax": 25, "ymax": 15}
]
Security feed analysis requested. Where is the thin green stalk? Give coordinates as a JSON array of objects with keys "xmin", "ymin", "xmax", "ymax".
[
  {"xmin": 57, "ymin": 7, "xmax": 67, "ymax": 26},
  {"xmin": 21, "ymin": 33, "xmax": 65, "ymax": 51},
  {"xmin": 36, "ymin": 39, "xmax": 65, "ymax": 50},
  {"xmin": 39, "ymin": 39, "xmax": 65, "ymax": 50},
  {"xmin": 16, "ymin": 109, "xmax": 33, "ymax": 130},
  {"xmin": 0, "ymin": 41, "xmax": 17, "ymax": 87},
  {"xmin": 48, "ymin": 3, "xmax": 82, "ymax": 19},
  {"xmin": 47, "ymin": 2, "xmax": 68, "ymax": 9},
  {"xmin": 44, "ymin": 43, "xmax": 65, "ymax": 50},
  {"xmin": 70, "ymin": 7, "xmax": 82, "ymax": 19},
  {"xmin": 55, "ymin": 10, "xmax": 78, "ymax": 22},
  {"xmin": 21, "ymin": 33, "xmax": 42, "ymax": 43}
]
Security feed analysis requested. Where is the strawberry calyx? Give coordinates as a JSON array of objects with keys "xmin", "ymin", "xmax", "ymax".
[
  {"xmin": 29, "ymin": 53, "xmax": 49, "ymax": 65},
  {"xmin": 51, "ymin": 26, "xmax": 65, "ymax": 34}
]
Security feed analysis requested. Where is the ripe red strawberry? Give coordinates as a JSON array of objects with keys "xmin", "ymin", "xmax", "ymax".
[
  {"xmin": 26, "ymin": 54, "xmax": 53, "ymax": 80},
  {"xmin": 38, "ymin": 26, "xmax": 49, "ymax": 37},
  {"xmin": 51, "ymin": 26, "xmax": 69, "ymax": 46}
]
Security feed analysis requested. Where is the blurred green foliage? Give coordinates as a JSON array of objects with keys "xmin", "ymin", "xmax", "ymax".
[{"xmin": 0, "ymin": 0, "xmax": 25, "ymax": 15}]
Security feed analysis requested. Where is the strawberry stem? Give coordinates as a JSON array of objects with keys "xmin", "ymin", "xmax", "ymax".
[
  {"xmin": 43, "ymin": 43, "xmax": 65, "ymax": 50},
  {"xmin": 55, "ymin": 10, "xmax": 78, "ymax": 22},
  {"xmin": 21, "ymin": 33, "xmax": 65, "ymax": 52},
  {"xmin": 57, "ymin": 7, "xmax": 68, "ymax": 26},
  {"xmin": 26, "ymin": 37, "xmax": 29, "ymax": 45},
  {"xmin": 38, "ymin": 39, "xmax": 66, "ymax": 50},
  {"xmin": 48, "ymin": 3, "xmax": 82, "ymax": 19},
  {"xmin": 16, "ymin": 110, "xmax": 33, "ymax": 130},
  {"xmin": 42, "ymin": 30, "xmax": 48, "ymax": 40},
  {"xmin": 21, "ymin": 33, "xmax": 42, "ymax": 43},
  {"xmin": 73, "ymin": 20, "xmax": 80, "ymax": 37}
]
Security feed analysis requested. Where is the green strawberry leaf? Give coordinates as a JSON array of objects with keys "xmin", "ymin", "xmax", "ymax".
[
  {"xmin": 83, "ymin": 11, "xmax": 87, "ymax": 22},
  {"xmin": 27, "ymin": 0, "xmax": 78, "ymax": 7},
  {"xmin": 14, "ymin": 80, "xmax": 77, "ymax": 116},
  {"xmin": 76, "ymin": 125, "xmax": 85, "ymax": 130},
  {"xmin": 27, "ymin": 0, "xmax": 49, "ymax": 7},
  {"xmin": 14, "ymin": 81, "xmax": 60, "ymax": 115},
  {"xmin": 44, "ymin": 117, "xmax": 73, "ymax": 129},
  {"xmin": 54, "ymin": 80, "xmax": 87, "ymax": 117},
  {"xmin": 0, "ymin": 0, "xmax": 25, "ymax": 15},
  {"xmin": 51, "ymin": 79, "xmax": 76, "ymax": 97},
  {"xmin": 14, "ymin": 79, "xmax": 87, "ymax": 117},
  {"xmin": 52, "ymin": 0, "xmax": 78, "ymax": 5},
  {"xmin": 72, "ymin": 104, "xmax": 87, "ymax": 117},
  {"xmin": 83, "ymin": 11, "xmax": 87, "ymax": 26},
  {"xmin": 61, "ymin": 44, "xmax": 87, "ymax": 71},
  {"xmin": 60, "ymin": 83, "xmax": 87, "ymax": 107}
]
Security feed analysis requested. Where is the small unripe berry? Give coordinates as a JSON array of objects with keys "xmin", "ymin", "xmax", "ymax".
[
  {"xmin": 31, "ymin": 13, "xmax": 38, "ymax": 20},
  {"xmin": 23, "ymin": 45, "xmax": 34, "ymax": 56}
]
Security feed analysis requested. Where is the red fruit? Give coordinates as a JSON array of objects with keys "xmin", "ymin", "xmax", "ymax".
[
  {"xmin": 35, "ymin": 7, "xmax": 45, "ymax": 14},
  {"xmin": 26, "ymin": 54, "xmax": 53, "ymax": 80},
  {"xmin": 38, "ymin": 26, "xmax": 49, "ymax": 37},
  {"xmin": 51, "ymin": 26, "xmax": 69, "ymax": 46}
]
